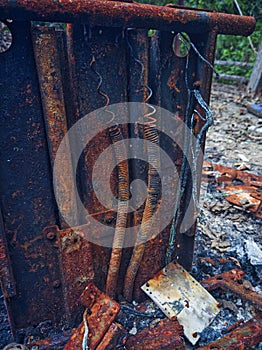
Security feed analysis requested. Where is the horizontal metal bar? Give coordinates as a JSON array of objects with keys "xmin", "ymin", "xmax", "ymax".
[{"xmin": 0, "ymin": 0, "xmax": 255, "ymax": 36}]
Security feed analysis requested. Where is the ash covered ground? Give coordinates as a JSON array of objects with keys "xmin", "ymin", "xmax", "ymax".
[{"xmin": 0, "ymin": 83, "xmax": 261, "ymax": 349}]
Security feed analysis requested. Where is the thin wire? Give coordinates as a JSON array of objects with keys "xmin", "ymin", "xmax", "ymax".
[
  {"xmin": 166, "ymin": 34, "xmax": 214, "ymax": 264},
  {"xmin": 180, "ymin": 32, "xmax": 220, "ymax": 78},
  {"xmin": 89, "ymin": 55, "xmax": 115, "ymax": 123}
]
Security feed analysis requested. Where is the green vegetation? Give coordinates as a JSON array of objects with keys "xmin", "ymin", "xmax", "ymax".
[{"xmin": 137, "ymin": 0, "xmax": 261, "ymax": 78}]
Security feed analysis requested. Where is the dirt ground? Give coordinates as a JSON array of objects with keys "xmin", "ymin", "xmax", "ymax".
[
  {"xmin": 193, "ymin": 82, "xmax": 262, "ymax": 349},
  {"xmin": 0, "ymin": 82, "xmax": 261, "ymax": 349}
]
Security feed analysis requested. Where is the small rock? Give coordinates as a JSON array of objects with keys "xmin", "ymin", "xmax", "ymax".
[
  {"xmin": 243, "ymin": 280, "xmax": 254, "ymax": 290},
  {"xmin": 222, "ymin": 300, "xmax": 238, "ymax": 314},
  {"xmin": 237, "ymin": 153, "xmax": 249, "ymax": 162},
  {"xmin": 245, "ymin": 240, "xmax": 262, "ymax": 265},
  {"xmin": 236, "ymin": 162, "xmax": 250, "ymax": 171}
]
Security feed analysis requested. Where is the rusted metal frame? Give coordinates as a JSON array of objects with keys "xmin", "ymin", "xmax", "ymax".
[
  {"xmin": 196, "ymin": 318, "xmax": 262, "ymax": 350},
  {"xmin": 65, "ymin": 283, "xmax": 121, "ymax": 349},
  {"xmin": 0, "ymin": 21, "xmax": 66, "ymax": 334},
  {"xmin": 0, "ymin": 0, "xmax": 256, "ymax": 36},
  {"xmin": 201, "ymin": 269, "xmax": 262, "ymax": 310},
  {"xmin": 31, "ymin": 25, "xmax": 78, "ymax": 229}
]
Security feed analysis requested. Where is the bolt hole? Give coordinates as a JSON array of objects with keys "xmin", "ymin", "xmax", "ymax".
[
  {"xmin": 172, "ymin": 32, "xmax": 190, "ymax": 58},
  {"xmin": 216, "ymin": 276, "xmax": 223, "ymax": 280},
  {"xmin": 0, "ymin": 22, "xmax": 12, "ymax": 53}
]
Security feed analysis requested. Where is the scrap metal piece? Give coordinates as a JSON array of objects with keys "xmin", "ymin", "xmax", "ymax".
[
  {"xmin": 141, "ymin": 262, "xmax": 220, "ymax": 345},
  {"xmin": 65, "ymin": 283, "xmax": 120, "ymax": 350},
  {"xmin": 125, "ymin": 317, "xmax": 185, "ymax": 350},
  {"xmin": 201, "ymin": 269, "xmax": 262, "ymax": 310},
  {"xmin": 202, "ymin": 161, "xmax": 262, "ymax": 219},
  {"xmin": 26, "ymin": 330, "xmax": 73, "ymax": 349},
  {"xmin": 196, "ymin": 318, "xmax": 262, "ymax": 350},
  {"xmin": 96, "ymin": 322, "xmax": 126, "ymax": 350}
]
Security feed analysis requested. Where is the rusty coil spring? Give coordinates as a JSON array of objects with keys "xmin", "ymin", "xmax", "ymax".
[{"xmin": 90, "ymin": 55, "xmax": 129, "ymax": 298}]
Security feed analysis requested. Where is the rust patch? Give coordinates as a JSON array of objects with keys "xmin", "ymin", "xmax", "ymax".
[
  {"xmin": 202, "ymin": 161, "xmax": 262, "ymax": 219},
  {"xmin": 65, "ymin": 283, "xmax": 120, "ymax": 349},
  {"xmin": 125, "ymin": 317, "xmax": 185, "ymax": 350}
]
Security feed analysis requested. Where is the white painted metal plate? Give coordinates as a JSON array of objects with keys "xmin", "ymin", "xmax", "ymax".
[{"xmin": 141, "ymin": 262, "xmax": 220, "ymax": 345}]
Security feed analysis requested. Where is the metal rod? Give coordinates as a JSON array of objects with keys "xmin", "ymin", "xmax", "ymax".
[{"xmin": 0, "ymin": 0, "xmax": 255, "ymax": 36}]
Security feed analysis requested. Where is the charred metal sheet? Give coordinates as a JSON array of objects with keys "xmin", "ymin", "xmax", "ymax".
[
  {"xmin": 0, "ymin": 21, "xmax": 66, "ymax": 333},
  {"xmin": 31, "ymin": 26, "xmax": 78, "ymax": 229},
  {"xmin": 65, "ymin": 283, "xmax": 120, "ymax": 350},
  {"xmin": 26, "ymin": 330, "xmax": 73, "ymax": 350},
  {"xmin": 203, "ymin": 161, "xmax": 262, "ymax": 218},
  {"xmin": 201, "ymin": 269, "xmax": 262, "ymax": 310},
  {"xmin": 0, "ymin": 210, "xmax": 16, "ymax": 298},
  {"xmin": 125, "ymin": 317, "xmax": 185, "ymax": 350},
  {"xmin": 196, "ymin": 318, "xmax": 262, "ymax": 350},
  {"xmin": 142, "ymin": 262, "xmax": 220, "ymax": 345},
  {"xmin": 0, "ymin": 0, "xmax": 255, "ymax": 36}
]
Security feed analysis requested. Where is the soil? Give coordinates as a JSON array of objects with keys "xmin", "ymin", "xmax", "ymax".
[{"xmin": 0, "ymin": 82, "xmax": 261, "ymax": 349}]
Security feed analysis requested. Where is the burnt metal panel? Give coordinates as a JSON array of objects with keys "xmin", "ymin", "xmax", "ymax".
[{"xmin": 0, "ymin": 21, "xmax": 66, "ymax": 333}]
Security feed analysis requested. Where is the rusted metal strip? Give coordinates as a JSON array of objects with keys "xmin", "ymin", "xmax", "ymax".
[
  {"xmin": 31, "ymin": 25, "xmax": 79, "ymax": 229},
  {"xmin": 65, "ymin": 283, "xmax": 120, "ymax": 349},
  {"xmin": 125, "ymin": 317, "xmax": 186, "ymax": 350},
  {"xmin": 0, "ymin": 0, "xmax": 255, "ymax": 36},
  {"xmin": 96, "ymin": 322, "xmax": 126, "ymax": 350},
  {"xmin": 196, "ymin": 318, "xmax": 262, "ymax": 350},
  {"xmin": 201, "ymin": 269, "xmax": 262, "ymax": 310}
]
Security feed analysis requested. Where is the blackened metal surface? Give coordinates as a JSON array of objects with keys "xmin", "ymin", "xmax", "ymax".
[
  {"xmin": 0, "ymin": 0, "xmax": 256, "ymax": 36},
  {"xmin": 26, "ymin": 330, "xmax": 73, "ymax": 350},
  {"xmin": 0, "ymin": 21, "xmax": 65, "ymax": 333},
  {"xmin": 0, "ymin": 210, "xmax": 16, "ymax": 298}
]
